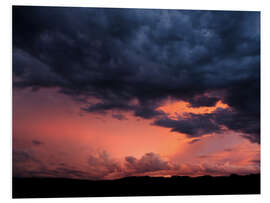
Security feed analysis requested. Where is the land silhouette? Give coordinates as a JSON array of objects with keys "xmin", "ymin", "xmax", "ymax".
[{"xmin": 13, "ymin": 173, "xmax": 260, "ymax": 198}]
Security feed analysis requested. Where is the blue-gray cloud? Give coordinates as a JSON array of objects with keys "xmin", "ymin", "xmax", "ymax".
[{"xmin": 13, "ymin": 6, "xmax": 260, "ymax": 143}]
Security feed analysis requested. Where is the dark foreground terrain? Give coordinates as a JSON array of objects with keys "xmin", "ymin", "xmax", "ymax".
[{"xmin": 13, "ymin": 174, "xmax": 260, "ymax": 198}]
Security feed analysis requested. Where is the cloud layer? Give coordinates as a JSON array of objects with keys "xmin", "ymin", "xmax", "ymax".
[
  {"xmin": 13, "ymin": 148, "xmax": 259, "ymax": 179},
  {"xmin": 13, "ymin": 7, "xmax": 260, "ymax": 143}
]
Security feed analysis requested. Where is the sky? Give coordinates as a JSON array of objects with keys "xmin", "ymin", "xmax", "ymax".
[{"xmin": 12, "ymin": 6, "xmax": 260, "ymax": 180}]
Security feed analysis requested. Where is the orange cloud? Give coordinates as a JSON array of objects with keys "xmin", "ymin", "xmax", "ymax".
[{"xmin": 158, "ymin": 99, "xmax": 229, "ymax": 119}]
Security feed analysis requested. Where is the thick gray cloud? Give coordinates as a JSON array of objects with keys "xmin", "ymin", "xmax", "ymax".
[
  {"xmin": 154, "ymin": 113, "xmax": 221, "ymax": 138},
  {"xmin": 13, "ymin": 6, "xmax": 260, "ymax": 143},
  {"xmin": 154, "ymin": 108, "xmax": 260, "ymax": 143},
  {"xmin": 188, "ymin": 96, "xmax": 219, "ymax": 108}
]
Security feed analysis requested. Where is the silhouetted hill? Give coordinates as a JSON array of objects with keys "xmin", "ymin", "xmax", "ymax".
[{"xmin": 12, "ymin": 174, "xmax": 260, "ymax": 198}]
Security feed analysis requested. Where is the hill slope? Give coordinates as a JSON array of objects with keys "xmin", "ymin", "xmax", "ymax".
[{"xmin": 13, "ymin": 174, "xmax": 260, "ymax": 198}]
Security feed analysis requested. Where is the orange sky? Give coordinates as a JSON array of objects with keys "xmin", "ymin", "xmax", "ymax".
[{"xmin": 13, "ymin": 88, "xmax": 260, "ymax": 179}]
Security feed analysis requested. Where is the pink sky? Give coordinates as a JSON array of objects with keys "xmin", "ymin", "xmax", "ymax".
[{"xmin": 13, "ymin": 88, "xmax": 260, "ymax": 180}]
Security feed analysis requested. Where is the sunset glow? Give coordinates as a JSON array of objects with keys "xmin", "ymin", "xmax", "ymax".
[{"xmin": 12, "ymin": 7, "xmax": 260, "ymax": 181}]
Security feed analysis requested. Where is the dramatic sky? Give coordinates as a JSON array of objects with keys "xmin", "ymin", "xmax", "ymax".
[{"xmin": 12, "ymin": 6, "xmax": 260, "ymax": 180}]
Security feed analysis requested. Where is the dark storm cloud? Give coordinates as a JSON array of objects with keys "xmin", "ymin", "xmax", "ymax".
[
  {"xmin": 13, "ymin": 6, "xmax": 260, "ymax": 142},
  {"xmin": 154, "ymin": 108, "xmax": 260, "ymax": 142},
  {"xmin": 82, "ymin": 100, "xmax": 166, "ymax": 119},
  {"xmin": 188, "ymin": 96, "xmax": 219, "ymax": 107},
  {"xmin": 81, "ymin": 101, "xmax": 135, "ymax": 114},
  {"xmin": 214, "ymin": 108, "xmax": 260, "ymax": 143},
  {"xmin": 154, "ymin": 113, "xmax": 221, "ymax": 138},
  {"xmin": 133, "ymin": 106, "xmax": 166, "ymax": 119}
]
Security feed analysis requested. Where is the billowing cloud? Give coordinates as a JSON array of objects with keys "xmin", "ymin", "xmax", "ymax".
[
  {"xmin": 13, "ymin": 6, "xmax": 260, "ymax": 143},
  {"xmin": 87, "ymin": 151, "xmax": 122, "ymax": 179},
  {"xmin": 86, "ymin": 152, "xmax": 177, "ymax": 179},
  {"xmin": 13, "ymin": 149, "xmax": 177, "ymax": 179},
  {"xmin": 13, "ymin": 147, "xmax": 259, "ymax": 179},
  {"xmin": 125, "ymin": 152, "xmax": 172, "ymax": 173}
]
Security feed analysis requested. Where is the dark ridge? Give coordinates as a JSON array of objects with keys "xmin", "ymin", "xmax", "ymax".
[{"xmin": 12, "ymin": 174, "xmax": 260, "ymax": 198}]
